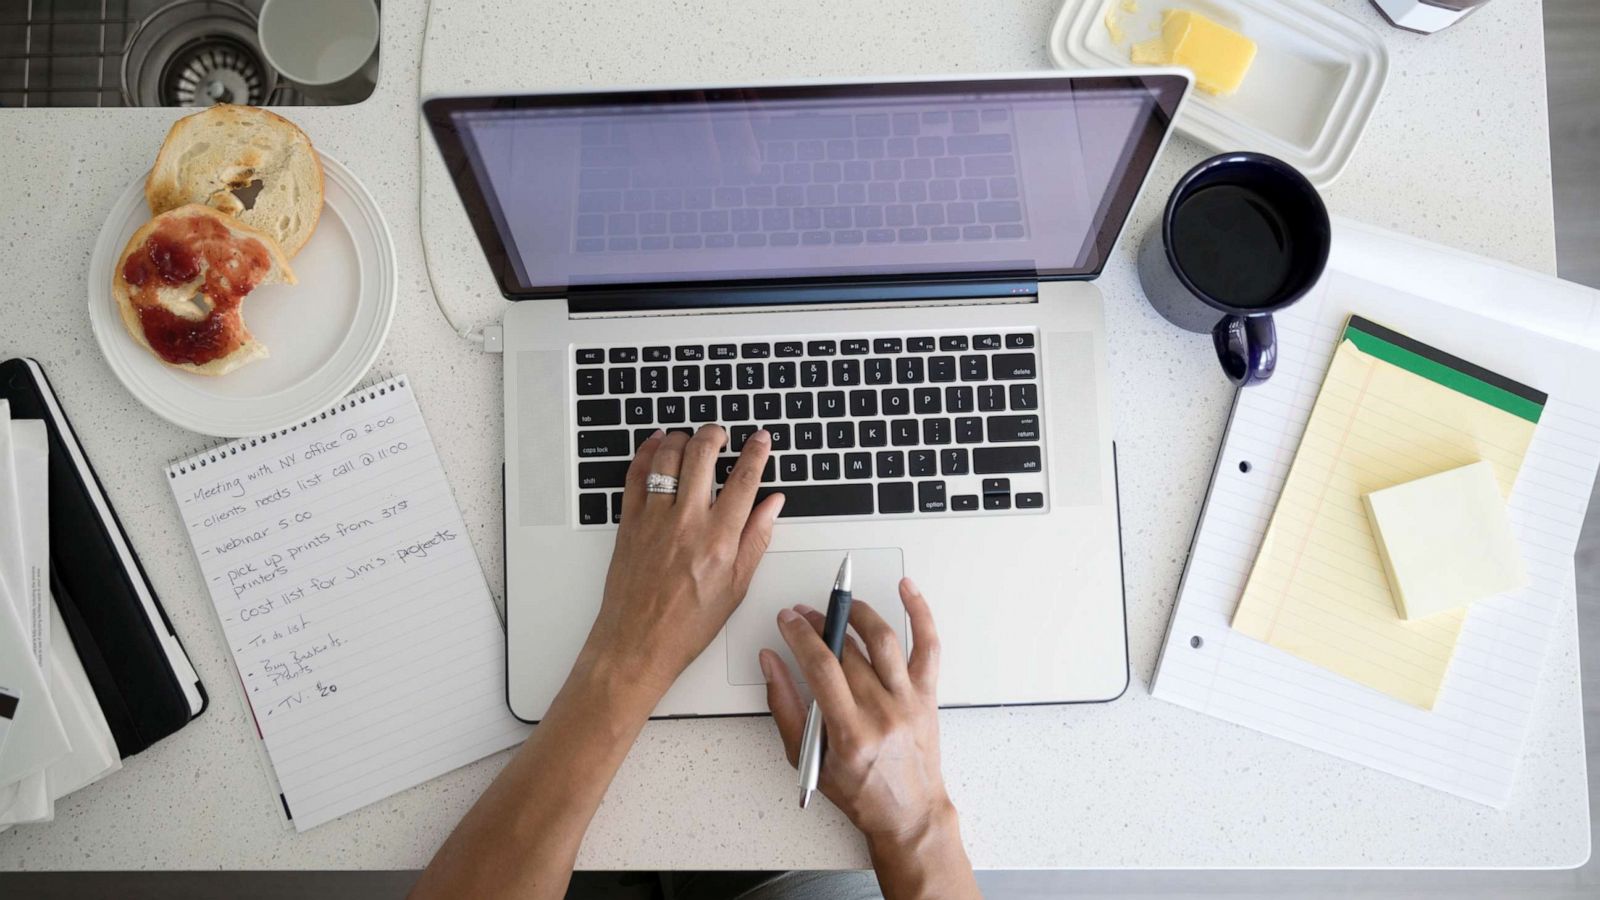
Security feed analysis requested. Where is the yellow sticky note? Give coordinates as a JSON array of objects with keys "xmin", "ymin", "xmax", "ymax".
[
  {"xmin": 1131, "ymin": 10, "xmax": 1257, "ymax": 96},
  {"xmin": 1230, "ymin": 320, "xmax": 1542, "ymax": 710}
]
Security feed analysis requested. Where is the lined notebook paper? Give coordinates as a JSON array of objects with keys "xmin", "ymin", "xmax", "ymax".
[
  {"xmin": 167, "ymin": 377, "xmax": 528, "ymax": 831},
  {"xmin": 1152, "ymin": 273, "xmax": 1600, "ymax": 808},
  {"xmin": 1230, "ymin": 317, "xmax": 1545, "ymax": 709}
]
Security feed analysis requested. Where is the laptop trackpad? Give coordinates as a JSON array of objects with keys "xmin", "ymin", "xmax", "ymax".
[{"xmin": 725, "ymin": 547, "xmax": 907, "ymax": 686}]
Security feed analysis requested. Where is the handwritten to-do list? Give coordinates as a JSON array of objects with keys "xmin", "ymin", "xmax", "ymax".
[{"xmin": 167, "ymin": 377, "xmax": 529, "ymax": 831}]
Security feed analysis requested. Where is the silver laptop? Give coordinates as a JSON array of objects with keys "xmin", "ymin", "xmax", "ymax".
[{"xmin": 424, "ymin": 72, "xmax": 1190, "ymax": 721}]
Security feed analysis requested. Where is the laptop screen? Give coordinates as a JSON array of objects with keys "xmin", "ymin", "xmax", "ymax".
[{"xmin": 425, "ymin": 75, "xmax": 1188, "ymax": 299}]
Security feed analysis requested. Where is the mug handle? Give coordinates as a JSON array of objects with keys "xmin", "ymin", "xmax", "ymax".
[{"xmin": 1211, "ymin": 315, "xmax": 1278, "ymax": 387}]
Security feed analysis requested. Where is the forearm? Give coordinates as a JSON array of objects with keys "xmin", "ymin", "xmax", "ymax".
[
  {"xmin": 866, "ymin": 800, "xmax": 981, "ymax": 900},
  {"xmin": 411, "ymin": 648, "xmax": 661, "ymax": 900}
]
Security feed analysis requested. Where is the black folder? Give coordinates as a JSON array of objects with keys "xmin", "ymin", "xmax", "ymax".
[{"xmin": 1, "ymin": 358, "xmax": 205, "ymax": 758}]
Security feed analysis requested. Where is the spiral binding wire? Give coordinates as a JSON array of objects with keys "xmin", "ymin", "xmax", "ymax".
[{"xmin": 167, "ymin": 373, "xmax": 407, "ymax": 478}]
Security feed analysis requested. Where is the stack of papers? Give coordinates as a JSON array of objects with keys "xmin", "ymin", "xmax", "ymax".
[{"xmin": 0, "ymin": 400, "xmax": 120, "ymax": 830}]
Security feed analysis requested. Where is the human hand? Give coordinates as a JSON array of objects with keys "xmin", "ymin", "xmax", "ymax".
[
  {"xmin": 761, "ymin": 579, "xmax": 955, "ymax": 850},
  {"xmin": 582, "ymin": 426, "xmax": 785, "ymax": 697}
]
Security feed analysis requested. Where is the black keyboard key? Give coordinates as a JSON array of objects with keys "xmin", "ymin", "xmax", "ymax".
[
  {"xmin": 689, "ymin": 395, "xmax": 717, "ymax": 422},
  {"xmin": 876, "ymin": 450, "xmax": 905, "ymax": 478},
  {"xmin": 939, "ymin": 335, "xmax": 968, "ymax": 351},
  {"xmin": 578, "ymin": 399, "xmax": 622, "ymax": 426},
  {"xmin": 576, "ymin": 368, "xmax": 605, "ymax": 395},
  {"xmin": 874, "ymin": 338, "xmax": 903, "ymax": 354},
  {"xmin": 845, "ymin": 452, "xmax": 872, "ymax": 479},
  {"xmin": 756, "ymin": 484, "xmax": 874, "ymax": 517},
  {"xmin": 988, "ymin": 415, "xmax": 1041, "ymax": 442},
  {"xmin": 1009, "ymin": 383, "xmax": 1038, "ymax": 410},
  {"xmin": 710, "ymin": 343, "xmax": 738, "ymax": 359},
  {"xmin": 908, "ymin": 336, "xmax": 936, "ymax": 352},
  {"xmin": 952, "ymin": 494, "xmax": 979, "ymax": 511},
  {"xmin": 738, "ymin": 363, "xmax": 765, "ymax": 390},
  {"xmin": 918, "ymin": 480, "xmax": 947, "ymax": 513},
  {"xmin": 859, "ymin": 419, "xmax": 888, "ymax": 447},
  {"xmin": 849, "ymin": 389, "xmax": 878, "ymax": 417},
  {"xmin": 992, "ymin": 353, "xmax": 1037, "ymax": 380},
  {"xmin": 878, "ymin": 481, "xmax": 914, "ymax": 514},
  {"xmin": 795, "ymin": 422, "xmax": 823, "ymax": 449},
  {"xmin": 611, "ymin": 491, "xmax": 625, "ymax": 524},
  {"xmin": 818, "ymin": 391, "xmax": 847, "ymax": 418},
  {"xmin": 940, "ymin": 448, "xmax": 969, "ymax": 476},
  {"xmin": 715, "ymin": 456, "xmax": 776, "ymax": 484},
  {"xmin": 928, "ymin": 356, "xmax": 956, "ymax": 382},
  {"xmin": 914, "ymin": 388, "xmax": 942, "ymax": 414},
  {"xmin": 891, "ymin": 418, "xmax": 919, "ymax": 446},
  {"xmin": 767, "ymin": 423, "xmax": 791, "ymax": 450},
  {"xmin": 801, "ymin": 360, "xmax": 829, "ymax": 387},
  {"xmin": 778, "ymin": 454, "xmax": 807, "ymax": 481},
  {"xmin": 729, "ymin": 424, "xmax": 758, "ymax": 451},
  {"xmin": 980, "ymin": 384, "xmax": 1007, "ymax": 411},
  {"xmin": 946, "ymin": 386, "xmax": 974, "ymax": 413},
  {"xmin": 633, "ymin": 428, "xmax": 655, "ymax": 450},
  {"xmin": 579, "ymin": 492, "xmax": 608, "ymax": 524},
  {"xmin": 827, "ymin": 421, "xmax": 856, "ymax": 448},
  {"xmin": 865, "ymin": 358, "xmax": 893, "ymax": 385},
  {"xmin": 1005, "ymin": 333, "xmax": 1035, "ymax": 349},
  {"xmin": 984, "ymin": 492, "xmax": 1012, "ymax": 510},
  {"xmin": 922, "ymin": 418, "xmax": 951, "ymax": 445},
  {"xmin": 956, "ymin": 416, "xmax": 983, "ymax": 444},
  {"xmin": 882, "ymin": 388, "xmax": 910, "ymax": 416},
  {"xmin": 722, "ymin": 394, "xmax": 750, "ymax": 420},
  {"xmin": 642, "ymin": 366, "xmax": 668, "ymax": 393},
  {"xmin": 812, "ymin": 453, "xmax": 841, "ymax": 480},
  {"xmin": 832, "ymin": 359, "xmax": 861, "ymax": 386},
  {"xmin": 707, "ymin": 364, "xmax": 733, "ymax": 391},
  {"xmin": 577, "ymin": 348, "xmax": 604, "ymax": 364},
  {"xmin": 775, "ymin": 341, "xmax": 804, "ymax": 357},
  {"xmin": 785, "ymin": 391, "xmax": 814, "ymax": 419},
  {"xmin": 1016, "ymin": 492, "xmax": 1044, "ymax": 509},
  {"xmin": 672, "ymin": 366, "xmax": 700, "ymax": 392},
  {"xmin": 742, "ymin": 342, "xmax": 771, "ymax": 358},
  {"xmin": 578, "ymin": 429, "xmax": 631, "ymax": 457},
  {"xmin": 676, "ymin": 345, "xmax": 705, "ymax": 361},
  {"xmin": 982, "ymin": 478, "xmax": 1010, "ymax": 495},
  {"xmin": 842, "ymin": 339, "xmax": 870, "ymax": 355},
  {"xmin": 960, "ymin": 355, "xmax": 988, "ymax": 381},
  {"xmin": 896, "ymin": 357, "xmax": 925, "ymax": 383},
  {"xmin": 909, "ymin": 449, "xmax": 936, "ymax": 476},
  {"xmin": 655, "ymin": 397, "xmax": 686, "ymax": 423},
  {"xmin": 609, "ymin": 347, "xmax": 638, "ymax": 363},
  {"xmin": 644, "ymin": 346, "xmax": 671, "ymax": 362},
  {"xmin": 974, "ymin": 334, "xmax": 1002, "ymax": 350},
  {"xmin": 609, "ymin": 368, "xmax": 637, "ymax": 394},
  {"xmin": 578, "ymin": 461, "xmax": 630, "ymax": 489},
  {"xmin": 974, "ymin": 446, "xmax": 1042, "ymax": 474},
  {"xmin": 769, "ymin": 362, "xmax": 797, "ymax": 389},
  {"xmin": 754, "ymin": 393, "xmax": 782, "ymax": 420},
  {"xmin": 807, "ymin": 340, "xmax": 838, "ymax": 356},
  {"xmin": 625, "ymin": 398, "xmax": 653, "ymax": 424}
]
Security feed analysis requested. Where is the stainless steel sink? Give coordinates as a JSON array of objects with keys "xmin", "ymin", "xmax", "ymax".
[{"xmin": 0, "ymin": 0, "xmax": 379, "ymax": 107}]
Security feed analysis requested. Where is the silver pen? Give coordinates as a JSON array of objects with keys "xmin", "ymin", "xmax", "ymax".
[{"xmin": 799, "ymin": 553, "xmax": 853, "ymax": 809}]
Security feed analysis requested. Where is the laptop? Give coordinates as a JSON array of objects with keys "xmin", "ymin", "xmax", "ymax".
[{"xmin": 424, "ymin": 71, "xmax": 1190, "ymax": 721}]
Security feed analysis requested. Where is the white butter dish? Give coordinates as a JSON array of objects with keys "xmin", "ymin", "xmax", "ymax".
[{"xmin": 1048, "ymin": 0, "xmax": 1389, "ymax": 186}]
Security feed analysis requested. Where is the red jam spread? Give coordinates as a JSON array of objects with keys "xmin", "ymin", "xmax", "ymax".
[{"xmin": 122, "ymin": 213, "xmax": 272, "ymax": 366}]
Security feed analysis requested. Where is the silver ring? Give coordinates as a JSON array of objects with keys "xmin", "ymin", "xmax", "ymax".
[{"xmin": 645, "ymin": 473, "xmax": 679, "ymax": 495}]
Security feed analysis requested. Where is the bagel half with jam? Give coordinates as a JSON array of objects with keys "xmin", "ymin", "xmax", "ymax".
[
  {"xmin": 145, "ymin": 104, "xmax": 323, "ymax": 258},
  {"xmin": 114, "ymin": 204, "xmax": 296, "ymax": 377}
]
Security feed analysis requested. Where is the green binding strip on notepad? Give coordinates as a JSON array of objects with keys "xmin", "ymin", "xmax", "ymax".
[{"xmin": 1343, "ymin": 316, "xmax": 1546, "ymax": 424}]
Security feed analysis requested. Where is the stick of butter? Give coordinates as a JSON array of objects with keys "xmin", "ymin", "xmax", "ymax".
[
  {"xmin": 1362, "ymin": 461, "xmax": 1528, "ymax": 621},
  {"xmin": 1131, "ymin": 9, "xmax": 1257, "ymax": 96}
]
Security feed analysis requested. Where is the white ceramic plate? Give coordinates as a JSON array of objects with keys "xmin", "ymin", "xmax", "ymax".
[
  {"xmin": 1049, "ymin": 0, "xmax": 1389, "ymax": 186},
  {"xmin": 87, "ymin": 153, "xmax": 396, "ymax": 437}
]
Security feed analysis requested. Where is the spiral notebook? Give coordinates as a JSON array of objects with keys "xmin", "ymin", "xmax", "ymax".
[{"xmin": 166, "ymin": 376, "xmax": 529, "ymax": 831}]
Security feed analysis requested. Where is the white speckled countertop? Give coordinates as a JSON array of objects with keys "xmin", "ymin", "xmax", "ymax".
[{"xmin": 0, "ymin": 0, "xmax": 1585, "ymax": 871}]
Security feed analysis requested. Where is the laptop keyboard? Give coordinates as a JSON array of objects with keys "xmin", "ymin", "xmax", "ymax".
[
  {"xmin": 573, "ymin": 109, "xmax": 1028, "ymax": 253},
  {"xmin": 572, "ymin": 331, "xmax": 1047, "ymax": 526}
]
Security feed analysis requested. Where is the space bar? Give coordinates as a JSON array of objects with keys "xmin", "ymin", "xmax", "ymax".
[{"xmin": 753, "ymin": 485, "xmax": 875, "ymax": 517}]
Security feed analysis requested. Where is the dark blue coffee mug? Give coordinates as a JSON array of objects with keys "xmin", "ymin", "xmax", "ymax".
[{"xmin": 1137, "ymin": 152, "xmax": 1330, "ymax": 386}]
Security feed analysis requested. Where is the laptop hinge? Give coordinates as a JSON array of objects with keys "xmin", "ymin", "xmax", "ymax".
[{"xmin": 565, "ymin": 278, "xmax": 1041, "ymax": 316}]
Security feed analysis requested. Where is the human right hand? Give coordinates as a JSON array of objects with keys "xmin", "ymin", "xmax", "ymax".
[{"xmin": 761, "ymin": 580, "xmax": 979, "ymax": 898}]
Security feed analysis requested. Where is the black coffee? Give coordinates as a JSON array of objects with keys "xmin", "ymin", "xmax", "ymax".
[{"xmin": 1169, "ymin": 183, "xmax": 1293, "ymax": 309}]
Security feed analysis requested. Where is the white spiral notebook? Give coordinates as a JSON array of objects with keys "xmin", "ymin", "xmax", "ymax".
[{"xmin": 167, "ymin": 376, "xmax": 529, "ymax": 831}]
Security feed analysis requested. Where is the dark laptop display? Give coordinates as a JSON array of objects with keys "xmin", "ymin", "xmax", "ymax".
[{"xmin": 425, "ymin": 75, "xmax": 1187, "ymax": 299}]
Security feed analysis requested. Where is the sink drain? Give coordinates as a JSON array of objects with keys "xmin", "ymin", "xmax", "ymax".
[{"xmin": 122, "ymin": 1, "xmax": 278, "ymax": 107}]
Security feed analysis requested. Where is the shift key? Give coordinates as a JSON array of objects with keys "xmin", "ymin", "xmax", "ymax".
[
  {"xmin": 578, "ymin": 461, "xmax": 632, "ymax": 489},
  {"xmin": 974, "ymin": 446, "xmax": 1042, "ymax": 474}
]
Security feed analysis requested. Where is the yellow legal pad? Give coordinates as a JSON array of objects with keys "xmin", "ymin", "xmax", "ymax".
[{"xmin": 1230, "ymin": 316, "xmax": 1545, "ymax": 709}]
